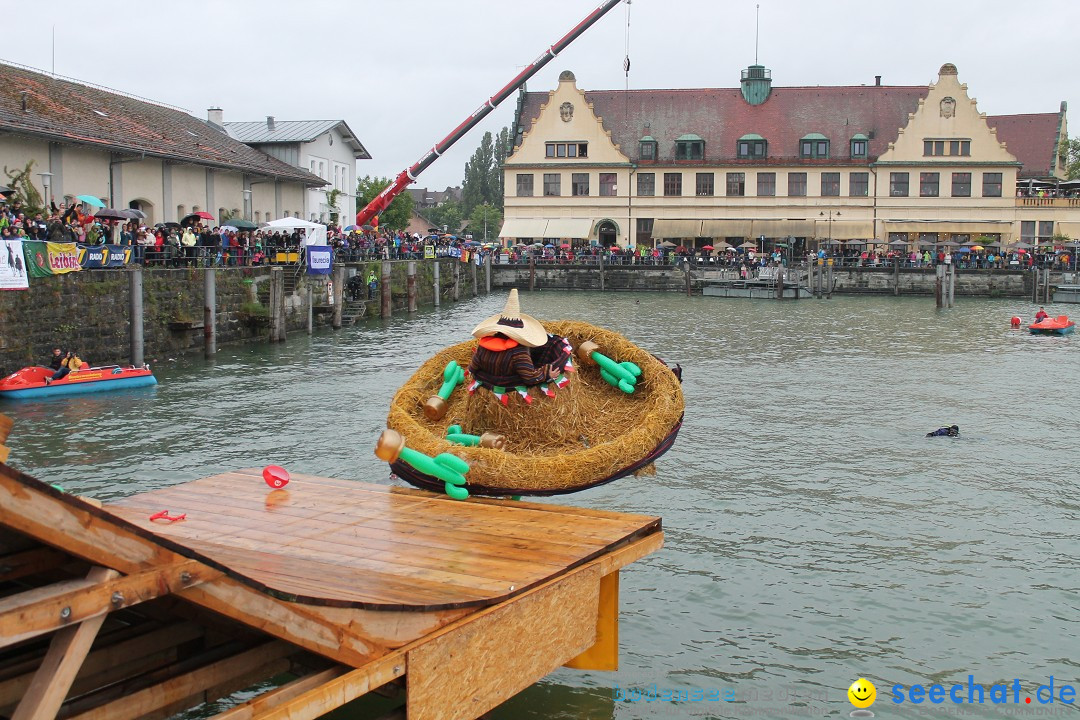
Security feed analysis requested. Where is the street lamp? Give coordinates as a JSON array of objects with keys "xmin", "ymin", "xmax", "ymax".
[
  {"xmin": 37, "ymin": 172, "xmax": 53, "ymax": 209},
  {"xmin": 241, "ymin": 188, "xmax": 253, "ymax": 222},
  {"xmin": 820, "ymin": 210, "xmax": 840, "ymax": 253}
]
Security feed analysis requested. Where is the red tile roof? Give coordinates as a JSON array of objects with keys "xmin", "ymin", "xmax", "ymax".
[
  {"xmin": 985, "ymin": 113, "xmax": 1062, "ymax": 178},
  {"xmin": 515, "ymin": 83, "xmax": 1063, "ymax": 176},
  {"xmin": 0, "ymin": 62, "xmax": 324, "ymax": 185}
]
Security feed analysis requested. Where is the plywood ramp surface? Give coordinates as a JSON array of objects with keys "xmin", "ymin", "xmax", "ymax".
[{"xmin": 106, "ymin": 469, "xmax": 660, "ymax": 611}]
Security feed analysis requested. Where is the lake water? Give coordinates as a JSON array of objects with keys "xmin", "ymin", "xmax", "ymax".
[{"xmin": 5, "ymin": 291, "xmax": 1079, "ymax": 719}]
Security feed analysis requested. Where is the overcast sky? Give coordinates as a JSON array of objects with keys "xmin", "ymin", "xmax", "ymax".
[{"xmin": 7, "ymin": 1, "xmax": 1078, "ymax": 192}]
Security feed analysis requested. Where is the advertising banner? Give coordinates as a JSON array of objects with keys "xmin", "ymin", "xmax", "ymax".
[
  {"xmin": 0, "ymin": 240, "xmax": 29, "ymax": 290},
  {"xmin": 44, "ymin": 242, "xmax": 82, "ymax": 275},
  {"xmin": 424, "ymin": 245, "xmax": 435, "ymax": 259},
  {"xmin": 306, "ymin": 245, "xmax": 332, "ymax": 275},
  {"xmin": 23, "ymin": 241, "xmax": 53, "ymax": 278},
  {"xmin": 77, "ymin": 244, "xmax": 132, "ymax": 269}
]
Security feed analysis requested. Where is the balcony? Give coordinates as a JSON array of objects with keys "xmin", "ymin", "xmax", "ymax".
[{"xmin": 1016, "ymin": 196, "xmax": 1080, "ymax": 208}]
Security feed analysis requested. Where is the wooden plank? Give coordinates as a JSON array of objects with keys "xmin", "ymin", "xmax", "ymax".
[
  {"xmin": 0, "ymin": 547, "xmax": 69, "ymax": 583},
  {"xmin": 65, "ymin": 641, "xmax": 294, "ymax": 720},
  {"xmin": 407, "ymin": 565, "xmax": 600, "ymax": 720},
  {"xmin": 0, "ymin": 414, "xmax": 12, "ymax": 444},
  {"xmin": 0, "ymin": 558, "xmax": 211, "ymax": 648},
  {"xmin": 11, "ymin": 567, "xmax": 118, "ymax": 720},
  {"xmin": 0, "ymin": 446, "xmax": 9, "ymax": 464},
  {"xmin": 564, "ymin": 570, "xmax": 619, "ymax": 671},
  {"xmin": 207, "ymin": 667, "xmax": 347, "ymax": 720}
]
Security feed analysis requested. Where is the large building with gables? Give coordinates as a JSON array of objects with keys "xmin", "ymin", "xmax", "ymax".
[{"xmin": 501, "ymin": 64, "xmax": 1077, "ymax": 251}]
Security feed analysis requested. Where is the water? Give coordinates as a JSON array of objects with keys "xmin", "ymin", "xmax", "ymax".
[{"xmin": 5, "ymin": 292, "xmax": 1079, "ymax": 719}]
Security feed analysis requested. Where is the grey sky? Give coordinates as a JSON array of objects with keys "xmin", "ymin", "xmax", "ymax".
[{"xmin": 7, "ymin": 1, "xmax": 1078, "ymax": 194}]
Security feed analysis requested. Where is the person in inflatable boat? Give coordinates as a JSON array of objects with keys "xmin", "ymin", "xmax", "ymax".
[
  {"xmin": 926, "ymin": 424, "xmax": 960, "ymax": 437},
  {"xmin": 468, "ymin": 289, "xmax": 572, "ymax": 391}
]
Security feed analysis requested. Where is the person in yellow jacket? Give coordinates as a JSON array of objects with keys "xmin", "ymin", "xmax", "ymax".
[{"xmin": 45, "ymin": 350, "xmax": 85, "ymax": 384}]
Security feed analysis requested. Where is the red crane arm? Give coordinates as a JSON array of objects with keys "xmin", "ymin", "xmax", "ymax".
[{"xmin": 356, "ymin": 0, "xmax": 625, "ymax": 226}]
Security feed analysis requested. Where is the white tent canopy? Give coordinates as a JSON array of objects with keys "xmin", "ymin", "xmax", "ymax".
[{"xmin": 263, "ymin": 217, "xmax": 328, "ymax": 245}]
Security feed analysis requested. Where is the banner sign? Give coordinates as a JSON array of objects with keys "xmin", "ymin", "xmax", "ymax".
[
  {"xmin": 77, "ymin": 244, "xmax": 132, "ymax": 269},
  {"xmin": 23, "ymin": 241, "xmax": 54, "ymax": 278},
  {"xmin": 448, "ymin": 246, "xmax": 462, "ymax": 259},
  {"xmin": 424, "ymin": 245, "xmax": 435, "ymax": 259},
  {"xmin": 0, "ymin": 240, "xmax": 29, "ymax": 290},
  {"xmin": 306, "ymin": 245, "xmax": 332, "ymax": 275},
  {"xmin": 44, "ymin": 242, "xmax": 82, "ymax": 275}
]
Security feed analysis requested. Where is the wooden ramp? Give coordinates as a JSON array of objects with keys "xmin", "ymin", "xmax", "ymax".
[{"xmin": 0, "ymin": 418, "xmax": 662, "ymax": 720}]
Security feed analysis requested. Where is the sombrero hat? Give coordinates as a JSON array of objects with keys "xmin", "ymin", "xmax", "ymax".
[{"xmin": 471, "ymin": 289, "xmax": 547, "ymax": 347}]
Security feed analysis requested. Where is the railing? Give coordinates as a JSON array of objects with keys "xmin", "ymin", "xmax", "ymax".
[{"xmin": 1016, "ymin": 197, "xmax": 1080, "ymax": 208}]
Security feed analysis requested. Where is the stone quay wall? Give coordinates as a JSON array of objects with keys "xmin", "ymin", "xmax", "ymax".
[{"xmin": 0, "ymin": 258, "xmax": 478, "ymax": 376}]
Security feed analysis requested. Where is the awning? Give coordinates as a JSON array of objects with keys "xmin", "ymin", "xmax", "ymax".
[
  {"xmin": 814, "ymin": 220, "xmax": 875, "ymax": 240},
  {"xmin": 543, "ymin": 218, "xmax": 594, "ymax": 239},
  {"xmin": 651, "ymin": 219, "xmax": 703, "ymax": 238},
  {"xmin": 883, "ymin": 220, "xmax": 1013, "ymax": 235},
  {"xmin": 1057, "ymin": 222, "xmax": 1080, "ymax": 239},
  {"xmin": 751, "ymin": 219, "xmax": 815, "ymax": 237},
  {"xmin": 498, "ymin": 218, "xmax": 550, "ymax": 238},
  {"xmin": 700, "ymin": 219, "xmax": 752, "ymax": 237}
]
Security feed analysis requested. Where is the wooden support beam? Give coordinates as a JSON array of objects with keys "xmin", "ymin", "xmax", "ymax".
[
  {"xmin": 0, "ymin": 413, "xmax": 12, "ymax": 463},
  {"xmin": 0, "ymin": 622, "xmax": 205, "ymax": 710},
  {"xmin": 11, "ymin": 567, "xmax": 118, "ymax": 720},
  {"xmin": 65, "ymin": 641, "xmax": 295, "ymax": 720},
  {"xmin": 0, "ymin": 546, "xmax": 68, "ymax": 583},
  {"xmin": 207, "ymin": 667, "xmax": 348, "ymax": 720},
  {"xmin": 0, "ymin": 558, "xmax": 211, "ymax": 649}
]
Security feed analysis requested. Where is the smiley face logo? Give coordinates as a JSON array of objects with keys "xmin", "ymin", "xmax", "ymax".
[{"xmin": 848, "ymin": 678, "xmax": 876, "ymax": 709}]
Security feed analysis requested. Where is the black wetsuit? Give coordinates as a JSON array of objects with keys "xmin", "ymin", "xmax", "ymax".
[{"xmin": 927, "ymin": 426, "xmax": 959, "ymax": 437}]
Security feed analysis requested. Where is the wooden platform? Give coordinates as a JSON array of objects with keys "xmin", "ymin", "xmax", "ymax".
[
  {"xmin": 106, "ymin": 468, "xmax": 660, "ymax": 610},
  {"xmin": 0, "ymin": 422, "xmax": 663, "ymax": 720}
]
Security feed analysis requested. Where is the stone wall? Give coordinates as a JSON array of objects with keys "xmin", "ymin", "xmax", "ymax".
[
  {"xmin": 0, "ymin": 259, "xmax": 481, "ymax": 376},
  {"xmin": 491, "ymin": 263, "xmax": 690, "ymax": 293},
  {"xmin": 827, "ymin": 267, "xmax": 1031, "ymax": 297}
]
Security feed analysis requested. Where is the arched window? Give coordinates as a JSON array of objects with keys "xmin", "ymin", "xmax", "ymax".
[
  {"xmin": 177, "ymin": 204, "xmax": 186, "ymax": 221},
  {"xmin": 218, "ymin": 207, "xmax": 227, "ymax": 224},
  {"xmin": 192, "ymin": 205, "xmax": 200, "ymax": 213},
  {"xmin": 254, "ymin": 211, "xmax": 261, "ymax": 223}
]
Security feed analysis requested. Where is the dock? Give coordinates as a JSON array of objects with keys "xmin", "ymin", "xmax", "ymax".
[{"xmin": 0, "ymin": 415, "xmax": 662, "ymax": 719}]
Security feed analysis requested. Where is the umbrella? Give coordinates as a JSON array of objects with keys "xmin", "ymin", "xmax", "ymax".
[
  {"xmin": 155, "ymin": 221, "xmax": 182, "ymax": 229},
  {"xmin": 888, "ymin": 239, "xmax": 909, "ymax": 247},
  {"xmin": 559, "ymin": 243, "xmax": 571, "ymax": 249},
  {"xmin": 123, "ymin": 208, "xmax": 147, "ymax": 219},
  {"xmin": 844, "ymin": 239, "xmax": 867, "ymax": 246},
  {"xmin": 225, "ymin": 219, "xmax": 257, "ymax": 230},
  {"xmin": 0, "ymin": 185, "xmax": 14, "ymax": 195},
  {"xmin": 609, "ymin": 246, "xmax": 621, "ymax": 251},
  {"xmin": 76, "ymin": 194, "xmax": 105, "ymax": 208},
  {"xmin": 701, "ymin": 245, "xmax": 714, "ymax": 251},
  {"xmin": 93, "ymin": 208, "xmax": 131, "ymax": 221},
  {"xmin": 659, "ymin": 240, "xmax": 677, "ymax": 248},
  {"xmin": 544, "ymin": 243, "xmax": 555, "ymax": 248},
  {"xmin": 956, "ymin": 247, "xmax": 972, "ymax": 253},
  {"xmin": 220, "ymin": 225, "xmax": 239, "ymax": 233},
  {"xmin": 970, "ymin": 245, "xmax": 985, "ymax": 251},
  {"xmin": 344, "ymin": 225, "xmax": 358, "ymax": 232},
  {"xmin": 181, "ymin": 212, "xmax": 213, "ymax": 225},
  {"xmin": 362, "ymin": 224, "xmax": 375, "ymax": 231},
  {"xmin": 738, "ymin": 241, "xmax": 757, "ymax": 249},
  {"xmin": 675, "ymin": 246, "xmax": 687, "ymax": 253},
  {"xmin": 820, "ymin": 238, "xmax": 843, "ymax": 246},
  {"xmin": 1011, "ymin": 241, "xmax": 1033, "ymax": 249}
]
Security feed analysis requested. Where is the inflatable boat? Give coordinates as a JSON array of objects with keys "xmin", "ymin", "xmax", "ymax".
[
  {"xmin": 1029, "ymin": 315, "xmax": 1075, "ymax": 335},
  {"xmin": 0, "ymin": 365, "xmax": 157, "ymax": 399}
]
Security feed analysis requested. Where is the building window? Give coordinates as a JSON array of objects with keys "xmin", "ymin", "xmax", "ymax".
[
  {"xmin": 890, "ymin": 172, "xmax": 909, "ymax": 197},
  {"xmin": 546, "ymin": 142, "xmax": 588, "ymax": 158},
  {"xmin": 663, "ymin": 172, "xmax": 682, "ymax": 196},
  {"xmin": 850, "ymin": 139, "xmax": 868, "ymax": 158},
  {"xmin": 599, "ymin": 173, "xmax": 617, "ymax": 196},
  {"xmin": 516, "ymin": 174, "xmax": 534, "ymax": 197},
  {"xmin": 799, "ymin": 137, "xmax": 829, "ymax": 158},
  {"xmin": 636, "ymin": 218, "xmax": 654, "ymax": 245},
  {"xmin": 725, "ymin": 172, "xmax": 744, "ymax": 197},
  {"xmin": 923, "ymin": 139, "xmax": 971, "ymax": 156},
  {"xmin": 637, "ymin": 173, "xmax": 655, "ymax": 196},
  {"xmin": 543, "ymin": 173, "xmax": 561, "ymax": 196},
  {"xmin": 920, "ymin": 172, "xmax": 940, "ymax": 197},
  {"xmin": 1038, "ymin": 221, "xmax": 1054, "ymax": 241},
  {"xmin": 639, "ymin": 140, "xmax": 657, "ymax": 160},
  {"xmin": 737, "ymin": 139, "xmax": 767, "ymax": 158},
  {"xmin": 787, "ymin": 172, "xmax": 807, "ymax": 197},
  {"xmin": 675, "ymin": 140, "xmax": 704, "ymax": 160},
  {"xmin": 757, "ymin": 172, "xmax": 776, "ymax": 197},
  {"xmin": 983, "ymin": 172, "xmax": 1003, "ymax": 197},
  {"xmin": 850, "ymin": 172, "xmax": 869, "ymax": 197},
  {"xmin": 952, "ymin": 172, "xmax": 971, "ymax": 197},
  {"xmin": 177, "ymin": 204, "xmax": 186, "ymax": 220},
  {"xmin": 1021, "ymin": 221, "xmax": 1036, "ymax": 242},
  {"xmin": 572, "ymin": 173, "xmax": 590, "ymax": 196},
  {"xmin": 697, "ymin": 173, "xmax": 715, "ymax": 196},
  {"xmin": 218, "ymin": 207, "xmax": 227, "ymax": 223},
  {"xmin": 821, "ymin": 172, "xmax": 840, "ymax": 197}
]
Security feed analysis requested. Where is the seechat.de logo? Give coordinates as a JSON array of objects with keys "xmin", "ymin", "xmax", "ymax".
[{"xmin": 847, "ymin": 678, "xmax": 876, "ymax": 717}]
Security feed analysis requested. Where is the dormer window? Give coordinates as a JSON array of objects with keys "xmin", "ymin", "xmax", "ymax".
[
  {"xmin": 545, "ymin": 142, "xmax": 588, "ymax": 159},
  {"xmin": 850, "ymin": 134, "xmax": 869, "ymax": 158},
  {"xmin": 737, "ymin": 134, "xmax": 768, "ymax": 159},
  {"xmin": 639, "ymin": 136, "xmax": 657, "ymax": 160},
  {"xmin": 675, "ymin": 134, "xmax": 704, "ymax": 160},
  {"xmin": 800, "ymin": 133, "xmax": 829, "ymax": 158}
]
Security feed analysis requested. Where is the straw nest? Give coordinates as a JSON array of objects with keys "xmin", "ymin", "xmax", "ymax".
[{"xmin": 386, "ymin": 320, "xmax": 685, "ymax": 494}]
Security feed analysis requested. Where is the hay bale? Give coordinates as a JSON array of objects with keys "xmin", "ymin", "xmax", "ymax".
[{"xmin": 386, "ymin": 320, "xmax": 684, "ymax": 494}]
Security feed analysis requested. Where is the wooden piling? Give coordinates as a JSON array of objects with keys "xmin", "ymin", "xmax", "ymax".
[
  {"xmin": 308, "ymin": 286, "xmax": 314, "ymax": 335},
  {"xmin": 598, "ymin": 252, "xmax": 605, "ymax": 291},
  {"xmin": 269, "ymin": 267, "xmax": 286, "ymax": 342},
  {"xmin": 529, "ymin": 256, "xmax": 536, "ymax": 291},
  {"xmin": 935, "ymin": 264, "xmax": 944, "ymax": 308},
  {"xmin": 948, "ymin": 264, "xmax": 956, "ymax": 307},
  {"xmin": 381, "ymin": 261, "xmax": 392, "ymax": 319},
  {"xmin": 129, "ymin": 266, "xmax": 144, "ymax": 366},
  {"xmin": 407, "ymin": 261, "xmax": 417, "ymax": 313},
  {"xmin": 332, "ymin": 265, "xmax": 345, "ymax": 329},
  {"xmin": 201, "ymin": 268, "xmax": 215, "ymax": 358},
  {"xmin": 484, "ymin": 253, "xmax": 491, "ymax": 294},
  {"xmin": 471, "ymin": 256, "xmax": 478, "ymax": 297},
  {"xmin": 776, "ymin": 266, "xmax": 785, "ymax": 300},
  {"xmin": 433, "ymin": 259, "xmax": 441, "ymax": 307},
  {"xmin": 826, "ymin": 263, "xmax": 833, "ymax": 299},
  {"xmin": 453, "ymin": 262, "xmax": 460, "ymax": 301},
  {"xmin": 893, "ymin": 257, "xmax": 900, "ymax": 296}
]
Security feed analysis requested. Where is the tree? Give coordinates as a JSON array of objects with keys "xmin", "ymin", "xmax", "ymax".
[
  {"xmin": 461, "ymin": 127, "xmax": 512, "ymax": 216},
  {"xmin": 1061, "ymin": 136, "xmax": 1080, "ymax": 180},
  {"xmin": 492, "ymin": 126, "xmax": 512, "ymax": 209},
  {"xmin": 356, "ymin": 175, "xmax": 414, "ymax": 231},
  {"xmin": 425, "ymin": 200, "xmax": 464, "ymax": 235},
  {"xmin": 466, "ymin": 203, "xmax": 503, "ymax": 243}
]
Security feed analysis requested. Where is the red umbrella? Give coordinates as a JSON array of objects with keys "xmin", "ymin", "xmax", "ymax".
[
  {"xmin": 193, "ymin": 211, "xmax": 214, "ymax": 220},
  {"xmin": 701, "ymin": 245, "xmax": 714, "ymax": 251},
  {"xmin": 559, "ymin": 243, "xmax": 571, "ymax": 249}
]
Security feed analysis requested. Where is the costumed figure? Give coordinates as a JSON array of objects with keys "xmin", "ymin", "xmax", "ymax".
[{"xmin": 926, "ymin": 425, "xmax": 960, "ymax": 437}]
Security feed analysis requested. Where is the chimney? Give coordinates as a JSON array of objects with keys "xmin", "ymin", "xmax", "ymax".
[
  {"xmin": 21, "ymin": 91, "xmax": 28, "ymax": 112},
  {"xmin": 266, "ymin": 116, "xmax": 276, "ymax": 131},
  {"xmin": 207, "ymin": 107, "xmax": 224, "ymax": 127},
  {"xmin": 875, "ymin": 75, "xmax": 881, "ymax": 86}
]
